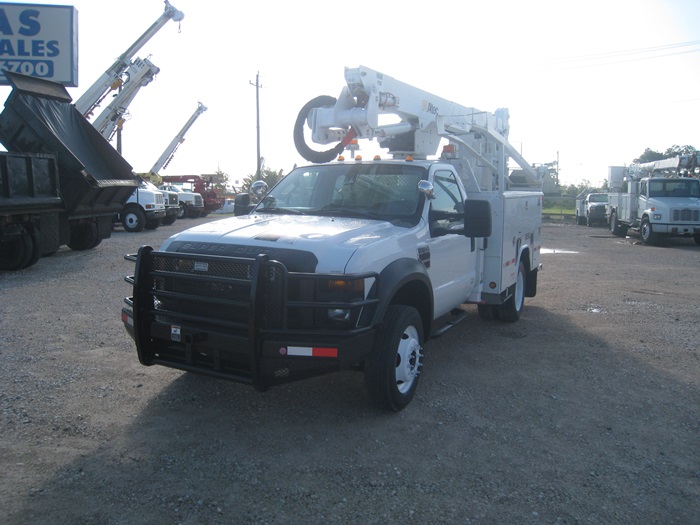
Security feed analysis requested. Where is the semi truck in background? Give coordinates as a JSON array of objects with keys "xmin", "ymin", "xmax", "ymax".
[
  {"xmin": 122, "ymin": 65, "xmax": 544, "ymax": 411},
  {"xmin": 0, "ymin": 72, "xmax": 140, "ymax": 271},
  {"xmin": 606, "ymin": 165, "xmax": 700, "ymax": 245}
]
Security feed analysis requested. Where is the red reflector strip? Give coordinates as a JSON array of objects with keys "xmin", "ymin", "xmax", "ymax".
[{"xmin": 286, "ymin": 346, "xmax": 338, "ymax": 358}]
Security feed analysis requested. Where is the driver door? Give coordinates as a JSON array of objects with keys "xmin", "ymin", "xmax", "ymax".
[{"xmin": 425, "ymin": 169, "xmax": 477, "ymax": 318}]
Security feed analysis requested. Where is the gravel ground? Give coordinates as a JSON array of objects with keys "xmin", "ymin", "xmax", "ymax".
[{"xmin": 1, "ymin": 218, "xmax": 699, "ymax": 525}]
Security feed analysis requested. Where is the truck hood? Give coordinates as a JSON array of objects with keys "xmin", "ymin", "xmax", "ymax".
[
  {"xmin": 160, "ymin": 213, "xmax": 404, "ymax": 272},
  {"xmin": 648, "ymin": 197, "xmax": 700, "ymax": 209}
]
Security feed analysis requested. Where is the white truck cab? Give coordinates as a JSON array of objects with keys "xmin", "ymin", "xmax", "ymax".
[{"xmin": 118, "ymin": 181, "xmax": 166, "ymax": 232}]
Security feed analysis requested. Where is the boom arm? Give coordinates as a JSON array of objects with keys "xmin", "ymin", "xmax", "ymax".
[
  {"xmin": 295, "ymin": 65, "xmax": 542, "ymax": 190},
  {"xmin": 91, "ymin": 57, "xmax": 160, "ymax": 141},
  {"xmin": 150, "ymin": 102, "xmax": 208, "ymax": 173},
  {"xmin": 75, "ymin": 0, "xmax": 184, "ymax": 117}
]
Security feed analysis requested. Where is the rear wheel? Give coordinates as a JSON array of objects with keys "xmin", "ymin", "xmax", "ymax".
[
  {"xmin": 0, "ymin": 230, "xmax": 33, "ymax": 271},
  {"xmin": 67, "ymin": 222, "xmax": 99, "ymax": 250},
  {"xmin": 610, "ymin": 211, "xmax": 627, "ymax": 237},
  {"xmin": 365, "ymin": 305, "xmax": 424, "ymax": 412},
  {"xmin": 499, "ymin": 260, "xmax": 526, "ymax": 322},
  {"xmin": 25, "ymin": 227, "xmax": 41, "ymax": 268}
]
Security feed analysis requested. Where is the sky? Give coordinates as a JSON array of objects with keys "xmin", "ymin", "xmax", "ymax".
[{"xmin": 0, "ymin": 0, "xmax": 698, "ymax": 188}]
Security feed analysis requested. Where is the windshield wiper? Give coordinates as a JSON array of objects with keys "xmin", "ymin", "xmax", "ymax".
[
  {"xmin": 254, "ymin": 207, "xmax": 306, "ymax": 215},
  {"xmin": 318, "ymin": 206, "xmax": 385, "ymax": 220}
]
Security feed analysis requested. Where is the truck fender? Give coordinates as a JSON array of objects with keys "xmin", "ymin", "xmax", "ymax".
[
  {"xmin": 518, "ymin": 246, "xmax": 537, "ymax": 298},
  {"xmin": 370, "ymin": 258, "xmax": 433, "ymax": 338}
]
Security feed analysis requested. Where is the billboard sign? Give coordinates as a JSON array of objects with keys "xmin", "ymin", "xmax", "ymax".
[{"xmin": 0, "ymin": 2, "xmax": 78, "ymax": 86}]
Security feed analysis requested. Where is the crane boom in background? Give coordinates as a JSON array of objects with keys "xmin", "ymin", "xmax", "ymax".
[{"xmin": 74, "ymin": 0, "xmax": 184, "ymax": 118}]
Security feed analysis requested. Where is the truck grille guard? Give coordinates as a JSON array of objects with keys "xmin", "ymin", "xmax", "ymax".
[{"xmin": 124, "ymin": 246, "xmax": 379, "ymax": 390}]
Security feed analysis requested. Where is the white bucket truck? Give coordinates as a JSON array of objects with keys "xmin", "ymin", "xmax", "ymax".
[
  {"xmin": 122, "ymin": 66, "xmax": 544, "ymax": 411},
  {"xmin": 607, "ymin": 164, "xmax": 700, "ymax": 245}
]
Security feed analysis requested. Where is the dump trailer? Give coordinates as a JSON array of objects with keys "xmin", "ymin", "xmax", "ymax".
[{"xmin": 0, "ymin": 71, "xmax": 140, "ymax": 271}]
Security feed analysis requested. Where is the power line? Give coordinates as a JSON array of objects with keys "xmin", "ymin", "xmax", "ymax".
[{"xmin": 533, "ymin": 40, "xmax": 700, "ymax": 71}]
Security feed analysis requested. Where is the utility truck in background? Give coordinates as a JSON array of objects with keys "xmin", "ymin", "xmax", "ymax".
[
  {"xmin": 606, "ymin": 165, "xmax": 700, "ymax": 245},
  {"xmin": 575, "ymin": 192, "xmax": 608, "ymax": 226},
  {"xmin": 122, "ymin": 65, "xmax": 544, "ymax": 411}
]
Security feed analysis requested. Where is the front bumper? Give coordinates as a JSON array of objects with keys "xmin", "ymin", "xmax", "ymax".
[
  {"xmin": 651, "ymin": 223, "xmax": 700, "ymax": 236},
  {"xmin": 123, "ymin": 247, "xmax": 379, "ymax": 390}
]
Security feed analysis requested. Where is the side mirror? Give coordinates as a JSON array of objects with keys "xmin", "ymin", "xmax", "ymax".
[
  {"xmin": 463, "ymin": 199, "xmax": 492, "ymax": 238},
  {"xmin": 250, "ymin": 180, "xmax": 269, "ymax": 196},
  {"xmin": 234, "ymin": 193, "xmax": 252, "ymax": 216}
]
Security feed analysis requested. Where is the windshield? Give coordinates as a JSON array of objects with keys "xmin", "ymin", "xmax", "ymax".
[
  {"xmin": 588, "ymin": 194, "xmax": 608, "ymax": 203},
  {"xmin": 254, "ymin": 163, "xmax": 427, "ymax": 221},
  {"xmin": 648, "ymin": 179, "xmax": 700, "ymax": 198}
]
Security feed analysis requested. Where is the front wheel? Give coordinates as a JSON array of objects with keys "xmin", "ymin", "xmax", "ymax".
[
  {"xmin": 144, "ymin": 218, "xmax": 161, "ymax": 230},
  {"xmin": 499, "ymin": 260, "xmax": 526, "ymax": 322},
  {"xmin": 365, "ymin": 305, "xmax": 424, "ymax": 412},
  {"xmin": 694, "ymin": 234, "xmax": 700, "ymax": 246},
  {"xmin": 639, "ymin": 218, "xmax": 657, "ymax": 245},
  {"xmin": 122, "ymin": 206, "xmax": 146, "ymax": 232}
]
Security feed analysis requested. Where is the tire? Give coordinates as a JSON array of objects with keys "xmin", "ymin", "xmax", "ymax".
[
  {"xmin": 694, "ymin": 234, "xmax": 700, "ymax": 246},
  {"xmin": 25, "ymin": 227, "xmax": 41, "ymax": 268},
  {"xmin": 364, "ymin": 305, "xmax": 424, "ymax": 412},
  {"xmin": 0, "ymin": 230, "xmax": 33, "ymax": 271},
  {"xmin": 293, "ymin": 95, "xmax": 348, "ymax": 164},
  {"xmin": 499, "ymin": 260, "xmax": 526, "ymax": 322},
  {"xmin": 67, "ymin": 222, "xmax": 98, "ymax": 251},
  {"xmin": 144, "ymin": 218, "xmax": 161, "ymax": 230},
  {"xmin": 586, "ymin": 214, "xmax": 593, "ymax": 227},
  {"xmin": 161, "ymin": 213, "xmax": 177, "ymax": 226},
  {"xmin": 639, "ymin": 217, "xmax": 657, "ymax": 245},
  {"xmin": 576, "ymin": 211, "xmax": 584, "ymax": 225},
  {"xmin": 610, "ymin": 211, "xmax": 627, "ymax": 237},
  {"xmin": 122, "ymin": 206, "xmax": 146, "ymax": 232},
  {"xmin": 177, "ymin": 203, "xmax": 187, "ymax": 219}
]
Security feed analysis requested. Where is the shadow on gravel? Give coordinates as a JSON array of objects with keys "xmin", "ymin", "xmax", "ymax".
[{"xmin": 9, "ymin": 304, "xmax": 700, "ymax": 525}]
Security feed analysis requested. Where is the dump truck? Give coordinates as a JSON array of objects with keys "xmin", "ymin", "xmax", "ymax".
[{"xmin": 0, "ymin": 72, "xmax": 140, "ymax": 271}]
